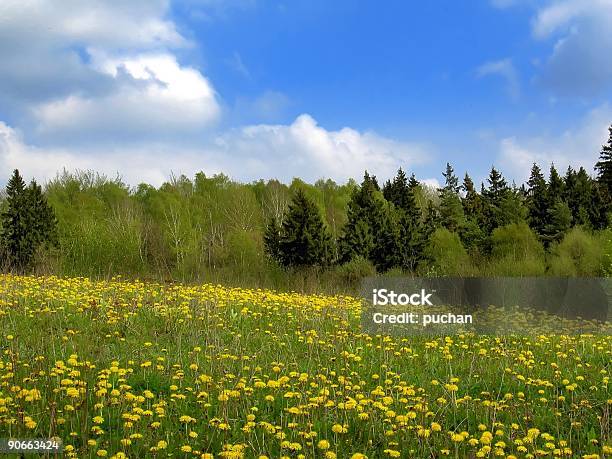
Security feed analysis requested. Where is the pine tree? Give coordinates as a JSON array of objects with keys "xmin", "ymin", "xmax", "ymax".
[
  {"xmin": 461, "ymin": 174, "xmax": 486, "ymax": 225},
  {"xmin": 423, "ymin": 199, "xmax": 440, "ymax": 239},
  {"xmin": 526, "ymin": 163, "xmax": 549, "ymax": 236},
  {"xmin": 383, "ymin": 168, "xmax": 410, "ymax": 211},
  {"xmin": 0, "ymin": 171, "xmax": 58, "ymax": 271},
  {"xmin": 438, "ymin": 163, "xmax": 465, "ymax": 233},
  {"xmin": 460, "ymin": 173, "xmax": 486, "ymax": 252},
  {"xmin": 543, "ymin": 200, "xmax": 572, "ymax": 244},
  {"xmin": 590, "ymin": 183, "xmax": 611, "ymax": 230},
  {"xmin": 548, "ymin": 164, "xmax": 564, "ymax": 204},
  {"xmin": 595, "ymin": 124, "xmax": 612, "ymax": 197},
  {"xmin": 564, "ymin": 167, "xmax": 593, "ymax": 227},
  {"xmin": 27, "ymin": 180, "xmax": 58, "ymax": 248},
  {"xmin": 370, "ymin": 201, "xmax": 400, "ymax": 272},
  {"xmin": 276, "ymin": 189, "xmax": 333, "ymax": 267},
  {"xmin": 338, "ymin": 173, "xmax": 378, "ymax": 263},
  {"xmin": 441, "ymin": 163, "xmax": 460, "ymax": 194},
  {"xmin": 482, "ymin": 166, "xmax": 526, "ymax": 234},
  {"xmin": 396, "ymin": 175, "xmax": 426, "ymax": 271},
  {"xmin": 263, "ymin": 216, "xmax": 281, "ymax": 262}
]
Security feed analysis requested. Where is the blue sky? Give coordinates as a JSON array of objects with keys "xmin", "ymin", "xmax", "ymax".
[{"xmin": 0, "ymin": 0, "xmax": 611, "ymax": 187}]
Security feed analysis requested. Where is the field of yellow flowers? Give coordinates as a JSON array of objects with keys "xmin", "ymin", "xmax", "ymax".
[{"xmin": 0, "ymin": 274, "xmax": 610, "ymax": 458}]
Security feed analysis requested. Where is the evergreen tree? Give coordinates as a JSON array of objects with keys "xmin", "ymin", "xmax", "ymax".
[
  {"xmin": 458, "ymin": 175, "xmax": 487, "ymax": 254},
  {"xmin": 275, "ymin": 189, "xmax": 333, "ymax": 267},
  {"xmin": 263, "ymin": 216, "xmax": 281, "ymax": 262},
  {"xmin": 338, "ymin": 173, "xmax": 378, "ymax": 263},
  {"xmin": 423, "ymin": 199, "xmax": 440, "ymax": 239},
  {"xmin": 396, "ymin": 175, "xmax": 426, "ymax": 271},
  {"xmin": 543, "ymin": 200, "xmax": 572, "ymax": 244},
  {"xmin": 526, "ymin": 163, "xmax": 549, "ymax": 236},
  {"xmin": 590, "ymin": 183, "xmax": 611, "ymax": 230},
  {"xmin": 548, "ymin": 164, "xmax": 564, "ymax": 204},
  {"xmin": 383, "ymin": 168, "xmax": 411, "ymax": 211},
  {"xmin": 564, "ymin": 167, "xmax": 593, "ymax": 227},
  {"xmin": 27, "ymin": 180, "xmax": 58, "ymax": 248},
  {"xmin": 438, "ymin": 163, "xmax": 465, "ymax": 233},
  {"xmin": 461, "ymin": 173, "xmax": 483, "ymax": 221},
  {"xmin": 370, "ymin": 201, "xmax": 400, "ymax": 272},
  {"xmin": 0, "ymin": 170, "xmax": 58, "ymax": 271},
  {"xmin": 595, "ymin": 124, "xmax": 612, "ymax": 197},
  {"xmin": 441, "ymin": 162, "xmax": 460, "ymax": 194}
]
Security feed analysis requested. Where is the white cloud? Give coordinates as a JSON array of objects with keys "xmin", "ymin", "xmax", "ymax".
[
  {"xmin": 214, "ymin": 114, "xmax": 430, "ymax": 183},
  {"xmin": 476, "ymin": 58, "xmax": 520, "ymax": 100},
  {"xmin": 1, "ymin": 115, "xmax": 431, "ymax": 185},
  {"xmin": 495, "ymin": 0, "xmax": 612, "ymax": 96},
  {"xmin": 0, "ymin": 0, "xmax": 183, "ymax": 49},
  {"xmin": 496, "ymin": 104, "xmax": 612, "ymax": 182},
  {"xmin": 34, "ymin": 53, "xmax": 220, "ymax": 140}
]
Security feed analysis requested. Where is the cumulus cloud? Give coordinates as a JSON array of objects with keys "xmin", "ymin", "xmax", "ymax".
[
  {"xmin": 496, "ymin": 104, "xmax": 612, "ymax": 182},
  {"xmin": 476, "ymin": 58, "xmax": 520, "ymax": 100},
  {"xmin": 212, "ymin": 114, "xmax": 430, "ymax": 182},
  {"xmin": 1, "ymin": 115, "xmax": 430, "ymax": 185},
  {"xmin": 494, "ymin": 0, "xmax": 612, "ymax": 96},
  {"xmin": 0, "ymin": 0, "xmax": 185, "ymax": 105},
  {"xmin": 34, "ymin": 53, "xmax": 220, "ymax": 141}
]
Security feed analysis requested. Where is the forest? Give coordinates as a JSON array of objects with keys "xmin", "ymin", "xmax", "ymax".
[{"xmin": 1, "ymin": 125, "xmax": 611, "ymax": 292}]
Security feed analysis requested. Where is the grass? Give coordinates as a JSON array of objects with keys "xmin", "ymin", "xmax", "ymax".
[{"xmin": 0, "ymin": 274, "xmax": 610, "ymax": 458}]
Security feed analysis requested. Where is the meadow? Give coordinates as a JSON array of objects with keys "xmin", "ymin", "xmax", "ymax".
[{"xmin": 0, "ymin": 274, "xmax": 610, "ymax": 458}]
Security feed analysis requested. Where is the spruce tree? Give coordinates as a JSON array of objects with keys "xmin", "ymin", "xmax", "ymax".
[
  {"xmin": 590, "ymin": 183, "xmax": 611, "ymax": 230},
  {"xmin": 370, "ymin": 201, "xmax": 400, "ymax": 272},
  {"xmin": 543, "ymin": 200, "xmax": 572, "ymax": 244},
  {"xmin": 263, "ymin": 216, "xmax": 281, "ymax": 262},
  {"xmin": 459, "ymin": 174, "xmax": 486, "ymax": 253},
  {"xmin": 564, "ymin": 167, "xmax": 593, "ymax": 227},
  {"xmin": 423, "ymin": 199, "xmax": 440, "ymax": 239},
  {"xmin": 338, "ymin": 173, "xmax": 378, "ymax": 263},
  {"xmin": 276, "ymin": 189, "xmax": 333, "ymax": 267},
  {"xmin": 0, "ymin": 171, "xmax": 58, "ymax": 271},
  {"xmin": 482, "ymin": 166, "xmax": 526, "ymax": 234},
  {"xmin": 526, "ymin": 163, "xmax": 549, "ymax": 236},
  {"xmin": 27, "ymin": 180, "xmax": 58, "ymax": 248},
  {"xmin": 461, "ymin": 174, "xmax": 485, "ymax": 223},
  {"xmin": 595, "ymin": 124, "xmax": 612, "ymax": 197},
  {"xmin": 548, "ymin": 164, "xmax": 564, "ymax": 203},
  {"xmin": 438, "ymin": 163, "xmax": 465, "ymax": 233},
  {"xmin": 396, "ymin": 175, "xmax": 426, "ymax": 271}
]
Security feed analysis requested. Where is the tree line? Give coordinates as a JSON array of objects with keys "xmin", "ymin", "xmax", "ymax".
[{"xmin": 1, "ymin": 125, "xmax": 611, "ymax": 287}]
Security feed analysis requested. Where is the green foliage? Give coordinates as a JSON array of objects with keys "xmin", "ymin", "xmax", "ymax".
[
  {"xmin": 488, "ymin": 222, "xmax": 546, "ymax": 275},
  {"xmin": 548, "ymin": 227, "xmax": 604, "ymax": 276},
  {"xmin": 421, "ymin": 228, "xmax": 470, "ymax": 275},
  {"xmin": 334, "ymin": 255, "xmax": 376, "ymax": 284}
]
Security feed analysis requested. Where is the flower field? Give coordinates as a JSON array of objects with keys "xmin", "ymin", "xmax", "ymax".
[{"xmin": 0, "ymin": 275, "xmax": 610, "ymax": 458}]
